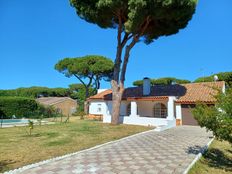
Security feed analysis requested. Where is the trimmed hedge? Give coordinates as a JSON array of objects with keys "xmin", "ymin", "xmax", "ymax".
[{"xmin": 0, "ymin": 97, "xmax": 38, "ymax": 119}]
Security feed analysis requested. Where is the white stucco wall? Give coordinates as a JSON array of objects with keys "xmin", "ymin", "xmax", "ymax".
[
  {"xmin": 176, "ymin": 104, "xmax": 182, "ymax": 119},
  {"xmin": 89, "ymin": 99, "xmax": 176, "ymax": 128},
  {"xmin": 119, "ymin": 116, "xmax": 168, "ymax": 126},
  {"xmin": 167, "ymin": 96, "xmax": 176, "ymax": 120},
  {"xmin": 89, "ymin": 101, "xmax": 108, "ymax": 116},
  {"xmin": 97, "ymin": 89, "xmax": 108, "ymax": 94}
]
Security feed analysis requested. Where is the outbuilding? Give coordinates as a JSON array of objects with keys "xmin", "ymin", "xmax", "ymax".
[{"xmin": 36, "ymin": 97, "xmax": 77, "ymax": 116}]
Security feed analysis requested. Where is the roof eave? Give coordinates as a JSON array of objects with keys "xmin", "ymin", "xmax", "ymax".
[{"xmin": 175, "ymin": 101, "xmax": 216, "ymax": 104}]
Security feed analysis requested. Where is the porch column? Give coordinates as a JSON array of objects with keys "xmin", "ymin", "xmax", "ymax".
[
  {"xmin": 130, "ymin": 101, "xmax": 138, "ymax": 117},
  {"xmin": 167, "ymin": 97, "xmax": 175, "ymax": 120}
]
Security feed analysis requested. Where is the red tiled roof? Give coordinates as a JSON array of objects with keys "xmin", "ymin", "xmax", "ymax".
[
  {"xmin": 176, "ymin": 81, "xmax": 225, "ymax": 104},
  {"xmin": 88, "ymin": 90, "xmax": 112, "ymax": 100},
  {"xmin": 89, "ymin": 81, "xmax": 225, "ymax": 103}
]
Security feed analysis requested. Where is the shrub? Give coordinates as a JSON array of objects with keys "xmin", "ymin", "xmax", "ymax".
[
  {"xmin": 0, "ymin": 97, "xmax": 58, "ymax": 119},
  {"xmin": 192, "ymin": 88, "xmax": 232, "ymax": 144},
  {"xmin": 0, "ymin": 97, "xmax": 38, "ymax": 118}
]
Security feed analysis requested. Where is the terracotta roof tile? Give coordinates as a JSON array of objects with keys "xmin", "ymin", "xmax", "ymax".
[
  {"xmin": 89, "ymin": 81, "xmax": 225, "ymax": 103},
  {"xmin": 176, "ymin": 81, "xmax": 224, "ymax": 104}
]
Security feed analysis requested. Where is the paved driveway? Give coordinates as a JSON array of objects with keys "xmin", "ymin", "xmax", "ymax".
[{"xmin": 7, "ymin": 126, "xmax": 213, "ymax": 174}]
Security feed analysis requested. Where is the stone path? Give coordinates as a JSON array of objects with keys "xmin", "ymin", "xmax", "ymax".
[{"xmin": 8, "ymin": 126, "xmax": 213, "ymax": 174}]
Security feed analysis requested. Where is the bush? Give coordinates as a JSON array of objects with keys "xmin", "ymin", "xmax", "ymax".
[
  {"xmin": 0, "ymin": 97, "xmax": 38, "ymax": 119},
  {"xmin": 0, "ymin": 97, "xmax": 58, "ymax": 119},
  {"xmin": 37, "ymin": 105, "xmax": 57, "ymax": 118},
  {"xmin": 192, "ymin": 88, "xmax": 232, "ymax": 144}
]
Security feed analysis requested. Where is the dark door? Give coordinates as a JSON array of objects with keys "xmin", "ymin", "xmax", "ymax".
[{"xmin": 181, "ymin": 104, "xmax": 199, "ymax": 126}]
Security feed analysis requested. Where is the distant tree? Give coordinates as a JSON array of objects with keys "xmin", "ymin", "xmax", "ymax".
[
  {"xmin": 55, "ymin": 55, "xmax": 113, "ymax": 99},
  {"xmin": 69, "ymin": 83, "xmax": 95, "ymax": 111},
  {"xmin": 192, "ymin": 88, "xmax": 232, "ymax": 144},
  {"xmin": 133, "ymin": 77, "xmax": 191, "ymax": 86},
  {"xmin": 175, "ymin": 79, "xmax": 191, "ymax": 85},
  {"xmin": 194, "ymin": 72, "xmax": 232, "ymax": 87},
  {"xmin": 0, "ymin": 87, "xmax": 70, "ymax": 98},
  {"xmin": 70, "ymin": 0, "xmax": 197, "ymax": 124}
]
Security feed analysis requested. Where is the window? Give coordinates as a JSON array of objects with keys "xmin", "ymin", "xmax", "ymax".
[
  {"xmin": 127, "ymin": 103, "xmax": 131, "ymax": 116},
  {"xmin": 97, "ymin": 104, "xmax": 102, "ymax": 112},
  {"xmin": 153, "ymin": 103, "xmax": 167, "ymax": 118}
]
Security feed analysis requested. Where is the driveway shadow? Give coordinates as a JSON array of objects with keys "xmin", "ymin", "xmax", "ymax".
[
  {"xmin": 186, "ymin": 145, "xmax": 232, "ymax": 172},
  {"xmin": 186, "ymin": 145, "xmax": 204, "ymax": 155}
]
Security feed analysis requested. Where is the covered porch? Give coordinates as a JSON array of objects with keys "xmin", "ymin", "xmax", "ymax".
[{"xmin": 117, "ymin": 96, "xmax": 177, "ymax": 127}]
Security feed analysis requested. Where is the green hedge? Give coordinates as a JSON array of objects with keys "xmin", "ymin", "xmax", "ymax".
[{"xmin": 0, "ymin": 97, "xmax": 39, "ymax": 119}]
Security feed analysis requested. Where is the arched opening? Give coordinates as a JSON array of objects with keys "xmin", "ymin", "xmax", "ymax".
[
  {"xmin": 127, "ymin": 103, "xmax": 131, "ymax": 116},
  {"xmin": 153, "ymin": 103, "xmax": 167, "ymax": 118}
]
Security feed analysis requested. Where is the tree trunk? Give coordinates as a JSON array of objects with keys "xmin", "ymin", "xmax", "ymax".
[
  {"xmin": 110, "ymin": 18, "xmax": 139, "ymax": 124},
  {"xmin": 85, "ymin": 87, "xmax": 89, "ymax": 99},
  {"xmin": 111, "ymin": 80, "xmax": 124, "ymax": 125},
  {"xmin": 111, "ymin": 38, "xmax": 137, "ymax": 123},
  {"xmin": 84, "ymin": 87, "xmax": 89, "ymax": 114},
  {"xmin": 84, "ymin": 101, "xmax": 89, "ymax": 115}
]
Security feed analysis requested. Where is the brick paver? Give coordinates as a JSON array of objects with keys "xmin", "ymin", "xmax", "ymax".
[{"xmin": 7, "ymin": 126, "xmax": 213, "ymax": 174}]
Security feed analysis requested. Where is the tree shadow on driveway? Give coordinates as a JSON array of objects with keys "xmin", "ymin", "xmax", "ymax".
[
  {"xmin": 186, "ymin": 145, "xmax": 232, "ymax": 172},
  {"xmin": 186, "ymin": 145, "xmax": 204, "ymax": 155}
]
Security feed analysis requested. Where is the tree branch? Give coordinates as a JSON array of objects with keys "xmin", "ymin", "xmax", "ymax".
[
  {"xmin": 74, "ymin": 74, "xmax": 87, "ymax": 88},
  {"xmin": 113, "ymin": 15, "xmax": 123, "ymax": 84},
  {"xmin": 120, "ymin": 38, "xmax": 138, "ymax": 87},
  {"xmin": 138, "ymin": 16, "xmax": 151, "ymax": 38},
  {"xmin": 87, "ymin": 74, "xmax": 93, "ymax": 87},
  {"xmin": 121, "ymin": 33, "xmax": 134, "ymax": 48},
  {"xmin": 119, "ymin": 17, "xmax": 151, "ymax": 88},
  {"xmin": 92, "ymin": 75, "xmax": 100, "ymax": 90}
]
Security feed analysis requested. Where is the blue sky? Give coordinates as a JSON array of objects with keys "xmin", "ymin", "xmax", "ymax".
[{"xmin": 0, "ymin": 0, "xmax": 231, "ymax": 90}]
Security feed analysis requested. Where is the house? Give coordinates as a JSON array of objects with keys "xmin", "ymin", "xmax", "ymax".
[
  {"xmin": 36, "ymin": 97, "xmax": 77, "ymax": 116},
  {"xmin": 88, "ymin": 78, "xmax": 225, "ymax": 129}
]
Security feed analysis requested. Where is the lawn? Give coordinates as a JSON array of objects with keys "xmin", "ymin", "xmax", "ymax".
[
  {"xmin": 189, "ymin": 139, "xmax": 232, "ymax": 174},
  {"xmin": 0, "ymin": 117, "xmax": 151, "ymax": 172}
]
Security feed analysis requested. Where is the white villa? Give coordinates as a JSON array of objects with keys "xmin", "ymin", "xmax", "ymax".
[{"xmin": 88, "ymin": 78, "xmax": 225, "ymax": 130}]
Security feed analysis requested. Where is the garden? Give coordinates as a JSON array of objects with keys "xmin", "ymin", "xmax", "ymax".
[{"xmin": 0, "ymin": 117, "xmax": 151, "ymax": 172}]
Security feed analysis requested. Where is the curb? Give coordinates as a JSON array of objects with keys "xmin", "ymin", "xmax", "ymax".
[
  {"xmin": 4, "ymin": 129, "xmax": 156, "ymax": 174},
  {"xmin": 182, "ymin": 137, "xmax": 214, "ymax": 174}
]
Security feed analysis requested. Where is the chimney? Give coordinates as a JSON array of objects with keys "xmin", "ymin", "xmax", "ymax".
[{"xmin": 143, "ymin": 77, "xmax": 151, "ymax": 96}]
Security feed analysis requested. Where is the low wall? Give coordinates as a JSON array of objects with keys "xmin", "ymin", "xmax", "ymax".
[
  {"xmin": 119, "ymin": 116, "xmax": 168, "ymax": 127},
  {"xmin": 103, "ymin": 115, "xmax": 176, "ymax": 128}
]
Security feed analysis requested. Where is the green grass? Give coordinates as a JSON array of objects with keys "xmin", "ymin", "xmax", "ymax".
[
  {"xmin": 0, "ymin": 117, "xmax": 151, "ymax": 172},
  {"xmin": 189, "ymin": 140, "xmax": 232, "ymax": 174}
]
